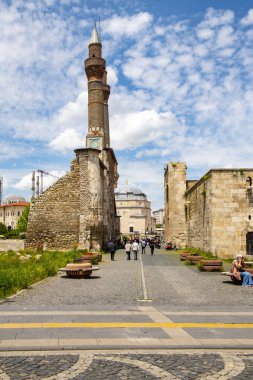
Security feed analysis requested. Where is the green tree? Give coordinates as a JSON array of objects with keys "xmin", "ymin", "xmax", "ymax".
[
  {"xmin": 0, "ymin": 222, "xmax": 7, "ymax": 235},
  {"xmin": 17, "ymin": 204, "xmax": 30, "ymax": 232}
]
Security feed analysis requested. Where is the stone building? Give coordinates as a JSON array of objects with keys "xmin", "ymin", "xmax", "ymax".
[
  {"xmin": 153, "ymin": 208, "xmax": 165, "ymax": 235},
  {"xmin": 115, "ymin": 184, "xmax": 155, "ymax": 236},
  {"xmin": 0, "ymin": 195, "xmax": 29, "ymax": 229},
  {"xmin": 164, "ymin": 162, "xmax": 253, "ymax": 258},
  {"xmin": 153, "ymin": 208, "xmax": 165, "ymax": 225},
  {"xmin": 26, "ymin": 26, "xmax": 120, "ymax": 250}
]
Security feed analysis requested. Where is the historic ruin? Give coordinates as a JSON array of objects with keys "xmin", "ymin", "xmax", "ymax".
[{"xmin": 26, "ymin": 26, "xmax": 120, "ymax": 250}]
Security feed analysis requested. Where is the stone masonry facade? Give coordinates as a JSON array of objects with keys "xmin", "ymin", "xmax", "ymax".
[
  {"xmin": 165, "ymin": 162, "xmax": 253, "ymax": 258},
  {"xmin": 26, "ymin": 26, "xmax": 119, "ymax": 251}
]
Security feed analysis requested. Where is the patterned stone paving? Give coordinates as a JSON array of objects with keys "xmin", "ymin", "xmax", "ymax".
[{"xmin": 0, "ymin": 351, "xmax": 252, "ymax": 379}]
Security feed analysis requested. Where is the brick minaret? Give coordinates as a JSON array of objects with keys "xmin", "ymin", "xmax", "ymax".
[{"xmin": 85, "ymin": 25, "xmax": 110, "ymax": 149}]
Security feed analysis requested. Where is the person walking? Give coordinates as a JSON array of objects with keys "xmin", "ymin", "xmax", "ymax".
[
  {"xmin": 141, "ymin": 239, "xmax": 146, "ymax": 254},
  {"xmin": 125, "ymin": 241, "xmax": 132, "ymax": 260},
  {"xmin": 132, "ymin": 240, "xmax": 139, "ymax": 260},
  {"xmin": 149, "ymin": 240, "xmax": 155, "ymax": 256},
  {"xmin": 108, "ymin": 240, "xmax": 116, "ymax": 261}
]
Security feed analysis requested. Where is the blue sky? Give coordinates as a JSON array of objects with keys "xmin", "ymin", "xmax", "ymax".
[{"xmin": 0, "ymin": 0, "xmax": 253, "ymax": 210}]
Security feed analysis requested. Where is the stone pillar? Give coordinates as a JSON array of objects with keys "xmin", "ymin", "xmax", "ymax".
[
  {"xmin": 164, "ymin": 162, "xmax": 187, "ymax": 248},
  {"xmin": 75, "ymin": 148, "xmax": 104, "ymax": 250}
]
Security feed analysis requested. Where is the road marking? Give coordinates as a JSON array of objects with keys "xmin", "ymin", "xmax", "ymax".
[
  {"xmin": 139, "ymin": 306, "xmax": 200, "ymax": 345},
  {"xmin": 139, "ymin": 252, "xmax": 150, "ymax": 301},
  {"xmin": 0, "ymin": 322, "xmax": 253, "ymax": 329}
]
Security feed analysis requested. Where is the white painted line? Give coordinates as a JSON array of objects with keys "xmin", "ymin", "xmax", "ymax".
[{"xmin": 139, "ymin": 253, "xmax": 150, "ymax": 301}]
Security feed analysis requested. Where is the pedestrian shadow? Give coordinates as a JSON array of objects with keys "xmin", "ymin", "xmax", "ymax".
[
  {"xmin": 222, "ymin": 280, "xmax": 239, "ymax": 286},
  {"xmin": 60, "ymin": 275, "xmax": 101, "ymax": 280}
]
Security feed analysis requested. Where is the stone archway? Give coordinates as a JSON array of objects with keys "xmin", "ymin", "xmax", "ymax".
[{"xmin": 241, "ymin": 225, "xmax": 253, "ymax": 255}]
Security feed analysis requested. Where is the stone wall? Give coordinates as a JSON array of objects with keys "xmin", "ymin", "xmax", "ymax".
[
  {"xmin": 0, "ymin": 240, "xmax": 24, "ymax": 252},
  {"xmin": 185, "ymin": 169, "xmax": 253, "ymax": 258},
  {"xmin": 25, "ymin": 159, "xmax": 81, "ymax": 250},
  {"xmin": 186, "ymin": 174, "xmax": 212, "ymax": 252}
]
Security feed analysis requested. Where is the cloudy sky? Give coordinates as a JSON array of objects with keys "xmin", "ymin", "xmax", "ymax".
[{"xmin": 0, "ymin": 0, "xmax": 253, "ymax": 209}]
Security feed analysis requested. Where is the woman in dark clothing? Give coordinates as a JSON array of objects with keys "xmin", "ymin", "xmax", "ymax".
[
  {"xmin": 108, "ymin": 241, "xmax": 116, "ymax": 261},
  {"xmin": 149, "ymin": 240, "xmax": 155, "ymax": 256}
]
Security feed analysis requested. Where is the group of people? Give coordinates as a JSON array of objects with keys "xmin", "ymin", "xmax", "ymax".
[
  {"xmin": 107, "ymin": 238, "xmax": 155, "ymax": 261},
  {"xmin": 124, "ymin": 239, "xmax": 155, "ymax": 260}
]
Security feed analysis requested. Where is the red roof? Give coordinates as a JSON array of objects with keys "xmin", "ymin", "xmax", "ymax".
[{"xmin": 0, "ymin": 202, "xmax": 29, "ymax": 208}]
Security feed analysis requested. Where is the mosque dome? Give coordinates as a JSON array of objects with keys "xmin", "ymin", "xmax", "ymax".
[
  {"xmin": 4, "ymin": 194, "xmax": 26, "ymax": 204},
  {"xmin": 115, "ymin": 183, "xmax": 146, "ymax": 200}
]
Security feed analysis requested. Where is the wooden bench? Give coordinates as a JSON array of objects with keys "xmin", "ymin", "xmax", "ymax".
[
  {"xmin": 180, "ymin": 252, "xmax": 191, "ymax": 261},
  {"xmin": 200, "ymin": 260, "xmax": 223, "ymax": 272},
  {"xmin": 187, "ymin": 255, "xmax": 204, "ymax": 264}
]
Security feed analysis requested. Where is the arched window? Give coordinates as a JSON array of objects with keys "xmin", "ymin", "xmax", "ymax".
[{"xmin": 246, "ymin": 177, "xmax": 252, "ymax": 187}]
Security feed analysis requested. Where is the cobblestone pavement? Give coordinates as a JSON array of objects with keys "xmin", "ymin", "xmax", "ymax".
[{"xmin": 0, "ymin": 350, "xmax": 252, "ymax": 379}]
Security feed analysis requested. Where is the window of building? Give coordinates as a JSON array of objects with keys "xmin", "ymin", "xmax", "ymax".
[
  {"xmin": 17, "ymin": 211, "xmax": 20, "ymax": 216},
  {"xmin": 129, "ymin": 226, "xmax": 134, "ymax": 233},
  {"xmin": 246, "ymin": 232, "xmax": 253, "ymax": 254}
]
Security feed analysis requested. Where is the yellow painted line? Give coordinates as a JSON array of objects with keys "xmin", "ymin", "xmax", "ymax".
[{"xmin": 0, "ymin": 322, "xmax": 253, "ymax": 329}]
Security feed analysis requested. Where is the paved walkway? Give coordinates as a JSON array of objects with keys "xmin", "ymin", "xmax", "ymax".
[
  {"xmin": 0, "ymin": 349, "xmax": 252, "ymax": 379},
  {"xmin": 0, "ymin": 249, "xmax": 253, "ymax": 377}
]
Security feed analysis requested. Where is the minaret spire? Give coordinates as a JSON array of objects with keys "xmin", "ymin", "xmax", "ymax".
[
  {"xmin": 90, "ymin": 22, "xmax": 101, "ymax": 44},
  {"xmin": 85, "ymin": 25, "xmax": 109, "ymax": 150}
]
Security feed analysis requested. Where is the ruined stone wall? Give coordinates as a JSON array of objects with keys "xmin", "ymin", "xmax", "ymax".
[
  {"xmin": 186, "ymin": 175, "xmax": 213, "ymax": 252},
  {"xmin": 101, "ymin": 148, "xmax": 119, "ymax": 244},
  {"xmin": 186, "ymin": 170, "xmax": 253, "ymax": 258},
  {"xmin": 26, "ymin": 160, "xmax": 80, "ymax": 250},
  {"xmin": 164, "ymin": 162, "xmax": 187, "ymax": 248},
  {"xmin": 209, "ymin": 170, "xmax": 253, "ymax": 258}
]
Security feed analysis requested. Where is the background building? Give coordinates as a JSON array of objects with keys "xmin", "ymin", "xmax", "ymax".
[
  {"xmin": 0, "ymin": 195, "xmax": 29, "ymax": 229},
  {"xmin": 164, "ymin": 162, "xmax": 253, "ymax": 257},
  {"xmin": 115, "ymin": 184, "xmax": 155, "ymax": 236},
  {"xmin": 153, "ymin": 208, "xmax": 165, "ymax": 235}
]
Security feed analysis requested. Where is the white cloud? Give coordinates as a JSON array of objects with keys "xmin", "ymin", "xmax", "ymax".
[
  {"xmin": 241, "ymin": 9, "xmax": 253, "ymax": 26},
  {"xmin": 111, "ymin": 109, "xmax": 181, "ymax": 150},
  {"xmin": 102, "ymin": 12, "xmax": 153, "ymax": 38},
  {"xmin": 197, "ymin": 28, "xmax": 214, "ymax": 40},
  {"xmin": 49, "ymin": 129, "xmax": 83, "ymax": 152},
  {"xmin": 216, "ymin": 26, "xmax": 235, "ymax": 48}
]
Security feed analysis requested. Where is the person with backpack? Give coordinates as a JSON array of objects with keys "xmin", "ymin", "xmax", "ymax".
[{"xmin": 108, "ymin": 240, "xmax": 116, "ymax": 261}]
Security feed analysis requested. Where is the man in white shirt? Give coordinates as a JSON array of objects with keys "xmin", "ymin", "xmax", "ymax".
[
  {"xmin": 132, "ymin": 240, "xmax": 139, "ymax": 260},
  {"xmin": 125, "ymin": 241, "xmax": 132, "ymax": 260}
]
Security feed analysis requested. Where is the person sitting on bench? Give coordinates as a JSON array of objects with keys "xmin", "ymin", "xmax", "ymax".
[{"xmin": 232, "ymin": 254, "xmax": 253, "ymax": 287}]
